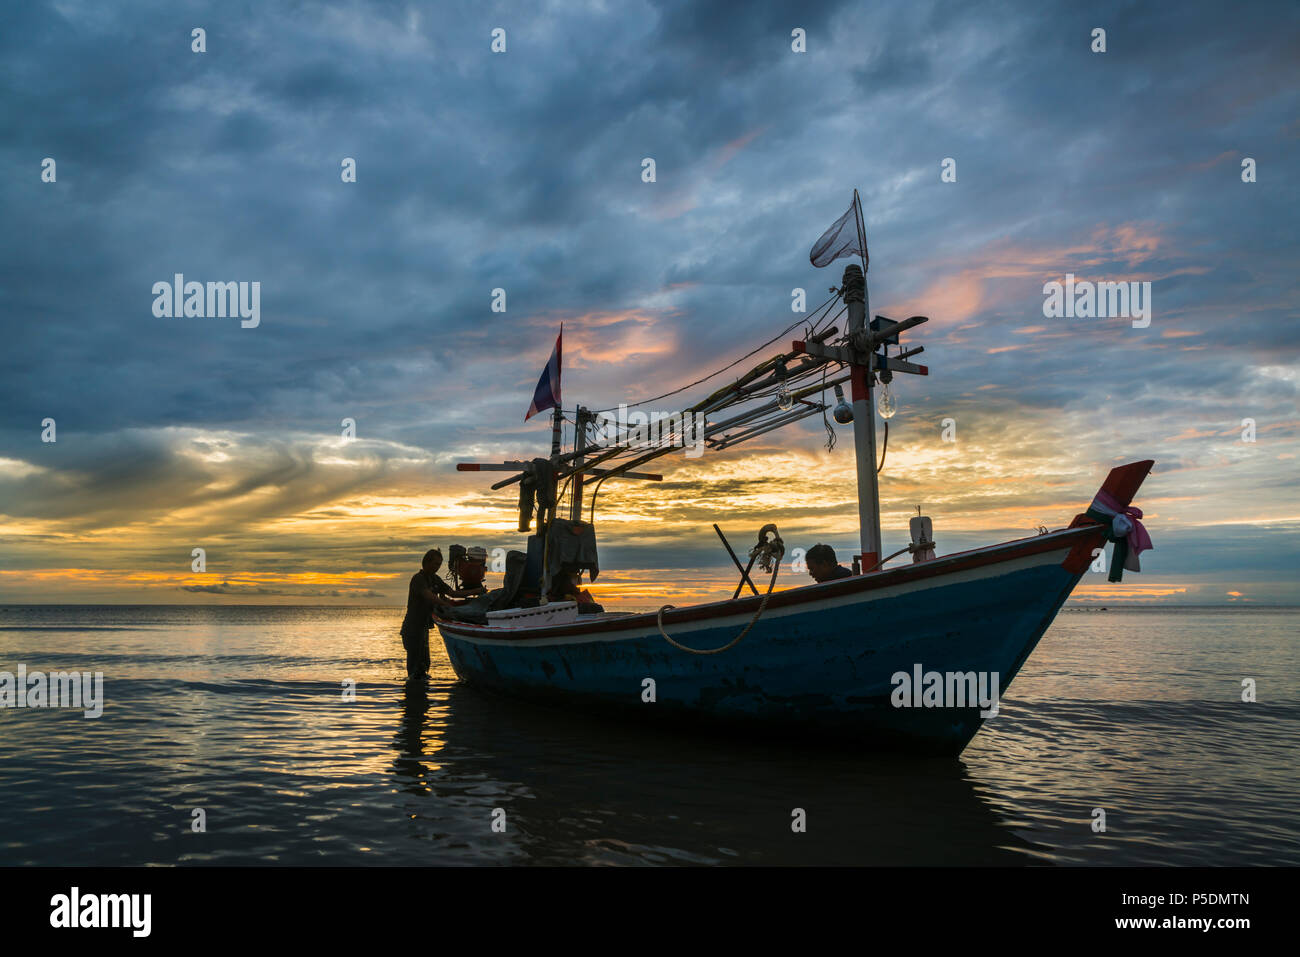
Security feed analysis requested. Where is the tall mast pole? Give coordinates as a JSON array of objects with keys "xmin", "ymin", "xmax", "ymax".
[
  {"xmin": 569, "ymin": 407, "xmax": 588, "ymax": 522},
  {"xmin": 849, "ymin": 190, "xmax": 882, "ymax": 568},
  {"xmin": 843, "ymin": 262, "xmax": 881, "ymax": 570},
  {"xmin": 540, "ymin": 324, "xmax": 564, "ymax": 603},
  {"xmin": 550, "ymin": 404, "xmax": 563, "ymax": 459},
  {"xmin": 549, "ymin": 322, "xmax": 565, "ymax": 463}
]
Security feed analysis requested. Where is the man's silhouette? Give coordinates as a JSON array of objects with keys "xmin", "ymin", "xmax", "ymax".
[{"xmin": 400, "ymin": 549, "xmax": 452, "ymax": 681}]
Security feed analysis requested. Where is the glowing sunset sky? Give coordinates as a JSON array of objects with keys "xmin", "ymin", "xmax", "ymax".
[{"xmin": 1, "ymin": 0, "xmax": 1296, "ymax": 606}]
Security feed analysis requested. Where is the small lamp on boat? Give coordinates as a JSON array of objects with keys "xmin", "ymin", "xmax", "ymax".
[
  {"xmin": 775, "ymin": 358, "xmax": 794, "ymax": 411},
  {"xmin": 832, "ymin": 383, "xmax": 853, "ymax": 424},
  {"xmin": 877, "ymin": 377, "xmax": 897, "ymax": 419}
]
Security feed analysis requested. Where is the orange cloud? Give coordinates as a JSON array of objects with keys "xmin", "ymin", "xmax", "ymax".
[
  {"xmin": 526, "ymin": 309, "xmax": 680, "ymax": 368},
  {"xmin": 905, "ymin": 223, "xmax": 1185, "ymax": 328}
]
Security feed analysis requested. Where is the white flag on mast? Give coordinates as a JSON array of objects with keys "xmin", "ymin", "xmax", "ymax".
[{"xmin": 809, "ymin": 192, "xmax": 868, "ymax": 269}]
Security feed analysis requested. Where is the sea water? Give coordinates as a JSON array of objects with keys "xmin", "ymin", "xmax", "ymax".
[{"xmin": 0, "ymin": 604, "xmax": 1295, "ymax": 865}]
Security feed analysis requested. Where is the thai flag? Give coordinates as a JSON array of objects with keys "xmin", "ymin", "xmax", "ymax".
[{"xmin": 524, "ymin": 328, "xmax": 562, "ymax": 421}]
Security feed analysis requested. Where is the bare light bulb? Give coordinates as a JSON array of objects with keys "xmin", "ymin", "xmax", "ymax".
[
  {"xmin": 877, "ymin": 382, "xmax": 897, "ymax": 419},
  {"xmin": 775, "ymin": 358, "xmax": 793, "ymax": 411},
  {"xmin": 833, "ymin": 383, "xmax": 853, "ymax": 424}
]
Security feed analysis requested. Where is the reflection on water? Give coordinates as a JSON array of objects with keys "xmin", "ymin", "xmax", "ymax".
[
  {"xmin": 406, "ymin": 681, "xmax": 1040, "ymax": 865},
  {"xmin": 0, "ymin": 605, "xmax": 1296, "ymax": 865}
]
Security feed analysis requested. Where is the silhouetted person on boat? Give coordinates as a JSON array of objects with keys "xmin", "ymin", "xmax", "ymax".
[
  {"xmin": 547, "ymin": 569, "xmax": 604, "ymax": 614},
  {"xmin": 400, "ymin": 549, "xmax": 453, "ymax": 681},
  {"xmin": 448, "ymin": 544, "xmax": 490, "ymax": 596},
  {"xmin": 806, "ymin": 543, "xmax": 853, "ymax": 583}
]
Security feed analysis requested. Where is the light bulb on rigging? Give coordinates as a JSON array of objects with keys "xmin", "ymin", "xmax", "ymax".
[
  {"xmin": 877, "ymin": 381, "xmax": 897, "ymax": 419},
  {"xmin": 775, "ymin": 358, "xmax": 794, "ymax": 411},
  {"xmin": 832, "ymin": 383, "xmax": 853, "ymax": 424}
]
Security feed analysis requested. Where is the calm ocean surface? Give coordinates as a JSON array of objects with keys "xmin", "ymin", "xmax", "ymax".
[{"xmin": 0, "ymin": 604, "xmax": 1295, "ymax": 866}]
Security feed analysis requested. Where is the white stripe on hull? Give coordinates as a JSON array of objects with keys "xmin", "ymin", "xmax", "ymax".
[{"xmin": 437, "ymin": 538, "xmax": 1076, "ymax": 649}]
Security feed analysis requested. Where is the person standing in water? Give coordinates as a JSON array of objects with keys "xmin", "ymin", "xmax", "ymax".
[{"xmin": 400, "ymin": 549, "xmax": 452, "ymax": 681}]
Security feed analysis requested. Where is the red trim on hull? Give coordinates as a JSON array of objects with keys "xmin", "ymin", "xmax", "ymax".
[
  {"xmin": 1062, "ymin": 535, "xmax": 1100, "ymax": 575},
  {"xmin": 435, "ymin": 524, "xmax": 1106, "ymax": 642}
]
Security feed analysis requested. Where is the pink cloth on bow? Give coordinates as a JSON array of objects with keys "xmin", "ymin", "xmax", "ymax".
[{"xmin": 1094, "ymin": 490, "xmax": 1153, "ymax": 556}]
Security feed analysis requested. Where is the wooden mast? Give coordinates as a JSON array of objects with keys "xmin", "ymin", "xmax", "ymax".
[
  {"xmin": 843, "ymin": 262, "xmax": 881, "ymax": 569},
  {"xmin": 850, "ymin": 190, "xmax": 880, "ymax": 568},
  {"xmin": 794, "ymin": 190, "xmax": 929, "ymax": 573},
  {"xmin": 549, "ymin": 404, "xmax": 563, "ymax": 459},
  {"xmin": 569, "ymin": 407, "xmax": 589, "ymax": 521}
]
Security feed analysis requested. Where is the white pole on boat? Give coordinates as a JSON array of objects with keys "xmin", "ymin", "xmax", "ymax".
[
  {"xmin": 849, "ymin": 190, "xmax": 882, "ymax": 569},
  {"xmin": 844, "ymin": 265, "xmax": 882, "ymax": 570}
]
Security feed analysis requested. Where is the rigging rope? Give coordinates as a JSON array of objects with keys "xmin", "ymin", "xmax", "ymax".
[
  {"xmin": 588, "ymin": 293, "xmax": 841, "ymax": 414},
  {"xmin": 820, "ymin": 363, "xmax": 836, "ymax": 451},
  {"xmin": 859, "ymin": 545, "xmax": 913, "ymax": 574},
  {"xmin": 655, "ymin": 561, "xmax": 780, "ymax": 655},
  {"xmin": 655, "ymin": 524, "xmax": 784, "ymax": 655},
  {"xmin": 860, "ymin": 540, "xmax": 934, "ymax": 574},
  {"xmin": 587, "ymin": 473, "xmax": 608, "ymax": 525}
]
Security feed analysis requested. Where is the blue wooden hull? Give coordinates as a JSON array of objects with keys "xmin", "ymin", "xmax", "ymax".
[{"xmin": 437, "ymin": 526, "xmax": 1103, "ymax": 755}]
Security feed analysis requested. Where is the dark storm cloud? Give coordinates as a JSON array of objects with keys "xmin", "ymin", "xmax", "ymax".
[
  {"xmin": 0, "ymin": 0, "xmax": 1296, "ymax": 599},
  {"xmin": 0, "ymin": 426, "xmax": 433, "ymax": 528}
]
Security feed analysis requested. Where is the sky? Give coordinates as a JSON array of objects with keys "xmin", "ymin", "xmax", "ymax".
[{"xmin": 0, "ymin": 0, "xmax": 1296, "ymax": 607}]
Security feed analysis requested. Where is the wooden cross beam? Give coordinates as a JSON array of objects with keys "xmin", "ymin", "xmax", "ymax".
[{"xmin": 792, "ymin": 315, "xmax": 929, "ymax": 375}]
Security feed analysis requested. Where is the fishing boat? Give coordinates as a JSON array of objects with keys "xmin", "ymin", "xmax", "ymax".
[{"xmin": 436, "ymin": 192, "xmax": 1155, "ymax": 756}]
